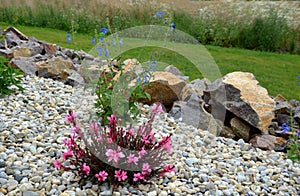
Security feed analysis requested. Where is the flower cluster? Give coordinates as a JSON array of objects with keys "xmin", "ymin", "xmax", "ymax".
[
  {"xmin": 280, "ymin": 123, "xmax": 291, "ymax": 134},
  {"xmin": 53, "ymin": 102, "xmax": 174, "ymax": 186}
]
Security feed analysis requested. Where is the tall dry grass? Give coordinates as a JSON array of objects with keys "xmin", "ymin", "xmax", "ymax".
[
  {"xmin": 1, "ymin": 0, "xmax": 300, "ymax": 53},
  {"xmin": 1, "ymin": 0, "xmax": 299, "ymax": 27}
]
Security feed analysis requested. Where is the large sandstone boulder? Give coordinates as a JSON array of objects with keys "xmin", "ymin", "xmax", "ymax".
[
  {"xmin": 36, "ymin": 57, "xmax": 73, "ymax": 80},
  {"xmin": 204, "ymin": 72, "xmax": 275, "ymax": 133},
  {"xmin": 139, "ymin": 72, "xmax": 186, "ymax": 109}
]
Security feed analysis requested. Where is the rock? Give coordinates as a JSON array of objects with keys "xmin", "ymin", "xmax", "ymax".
[
  {"xmin": 22, "ymin": 191, "xmax": 39, "ymax": 196},
  {"xmin": 230, "ymin": 117, "xmax": 251, "ymax": 142},
  {"xmin": 12, "ymin": 47, "xmax": 32, "ymax": 57},
  {"xmin": 139, "ymin": 72, "xmax": 186, "ymax": 109},
  {"xmin": 0, "ymin": 49, "xmax": 14, "ymax": 59},
  {"xmin": 65, "ymin": 72, "xmax": 85, "ymax": 86},
  {"xmin": 0, "ymin": 188, "xmax": 7, "ymax": 195},
  {"xmin": 185, "ymin": 158, "xmax": 199, "ymax": 166},
  {"xmin": 10, "ymin": 56, "xmax": 36, "ymax": 75},
  {"xmin": 113, "ymin": 58, "xmax": 142, "ymax": 83},
  {"xmin": 40, "ymin": 41, "xmax": 57, "ymax": 54},
  {"xmin": 274, "ymin": 94, "xmax": 287, "ymax": 102},
  {"xmin": 275, "ymin": 101, "xmax": 292, "ymax": 115},
  {"xmin": 293, "ymin": 106, "xmax": 300, "ymax": 125},
  {"xmin": 36, "ymin": 56, "xmax": 73, "ymax": 80},
  {"xmin": 219, "ymin": 126, "xmax": 236, "ymax": 139},
  {"xmin": 169, "ymin": 99, "xmax": 222, "ymax": 136},
  {"xmin": 204, "ymin": 72, "xmax": 275, "ymax": 133},
  {"xmin": 180, "ymin": 78, "xmax": 211, "ymax": 102},
  {"xmin": 164, "ymin": 65, "xmax": 182, "ymax": 76},
  {"xmin": 249, "ymin": 134, "xmax": 287, "ymax": 150},
  {"xmin": 289, "ymin": 99, "xmax": 299, "ymax": 107},
  {"xmin": 3, "ymin": 27, "xmax": 28, "ymax": 41},
  {"xmin": 147, "ymin": 190, "xmax": 157, "ymax": 196},
  {"xmin": 276, "ymin": 114, "xmax": 289, "ymax": 125},
  {"xmin": 164, "ymin": 65, "xmax": 189, "ymax": 81}
]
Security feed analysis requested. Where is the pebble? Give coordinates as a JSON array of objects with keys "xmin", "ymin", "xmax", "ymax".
[{"xmin": 0, "ymin": 76, "xmax": 298, "ymax": 195}]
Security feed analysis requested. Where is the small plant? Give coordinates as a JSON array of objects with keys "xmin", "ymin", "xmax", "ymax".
[
  {"xmin": 280, "ymin": 122, "xmax": 300, "ymax": 162},
  {"xmin": 0, "ymin": 56, "xmax": 24, "ymax": 98},
  {"xmin": 85, "ymin": 26, "xmax": 152, "ymax": 125},
  {"xmin": 93, "ymin": 60, "xmax": 152, "ymax": 125},
  {"xmin": 279, "ymin": 77, "xmax": 300, "ymax": 162},
  {"xmin": 53, "ymin": 102, "xmax": 174, "ymax": 189}
]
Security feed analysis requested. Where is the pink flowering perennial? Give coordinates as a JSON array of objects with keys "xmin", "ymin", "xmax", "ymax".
[{"xmin": 115, "ymin": 170, "xmax": 127, "ymax": 181}]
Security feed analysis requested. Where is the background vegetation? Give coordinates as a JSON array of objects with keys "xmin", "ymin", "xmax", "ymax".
[{"xmin": 0, "ymin": 0, "xmax": 299, "ymax": 54}]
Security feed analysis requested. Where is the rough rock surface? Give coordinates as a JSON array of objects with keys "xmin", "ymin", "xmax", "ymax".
[
  {"xmin": 204, "ymin": 72, "xmax": 275, "ymax": 133},
  {"xmin": 249, "ymin": 134, "xmax": 287, "ymax": 151},
  {"xmin": 230, "ymin": 117, "xmax": 251, "ymax": 142},
  {"xmin": 140, "ymin": 72, "xmax": 186, "ymax": 109},
  {"xmin": 36, "ymin": 57, "xmax": 73, "ymax": 80},
  {"xmin": 170, "ymin": 99, "xmax": 222, "ymax": 136}
]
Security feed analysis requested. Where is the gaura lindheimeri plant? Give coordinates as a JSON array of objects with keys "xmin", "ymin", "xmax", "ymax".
[{"xmin": 53, "ymin": 102, "xmax": 175, "ymax": 188}]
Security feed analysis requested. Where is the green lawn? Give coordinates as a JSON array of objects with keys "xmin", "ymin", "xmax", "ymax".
[{"xmin": 1, "ymin": 23, "xmax": 300, "ymax": 100}]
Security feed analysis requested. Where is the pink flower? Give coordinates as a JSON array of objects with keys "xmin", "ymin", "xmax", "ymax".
[
  {"xmin": 160, "ymin": 164, "xmax": 175, "ymax": 176},
  {"xmin": 97, "ymin": 135, "xmax": 103, "ymax": 141},
  {"xmin": 126, "ymin": 128, "xmax": 135, "ymax": 136},
  {"xmin": 107, "ymin": 138, "xmax": 113, "ymax": 143},
  {"xmin": 65, "ymin": 111, "xmax": 77, "ymax": 123},
  {"xmin": 89, "ymin": 122, "xmax": 99, "ymax": 132},
  {"xmin": 105, "ymin": 147, "xmax": 125, "ymax": 163},
  {"xmin": 53, "ymin": 159, "xmax": 62, "ymax": 169},
  {"xmin": 107, "ymin": 114, "xmax": 116, "ymax": 125},
  {"xmin": 142, "ymin": 163, "xmax": 152, "ymax": 175},
  {"xmin": 77, "ymin": 148, "xmax": 85, "ymax": 158},
  {"xmin": 127, "ymin": 154, "xmax": 139, "ymax": 165},
  {"xmin": 151, "ymin": 102, "xmax": 164, "ymax": 114},
  {"xmin": 63, "ymin": 138, "xmax": 74, "ymax": 149},
  {"xmin": 138, "ymin": 147, "xmax": 147, "ymax": 158},
  {"xmin": 95, "ymin": 171, "xmax": 108, "ymax": 182},
  {"xmin": 115, "ymin": 170, "xmax": 127, "ymax": 181},
  {"xmin": 149, "ymin": 132, "xmax": 155, "ymax": 140},
  {"xmin": 141, "ymin": 136, "xmax": 150, "ymax": 144},
  {"xmin": 133, "ymin": 173, "xmax": 144, "ymax": 181},
  {"xmin": 70, "ymin": 125, "xmax": 81, "ymax": 134},
  {"xmin": 70, "ymin": 125, "xmax": 83, "ymax": 138},
  {"xmin": 62, "ymin": 149, "xmax": 74, "ymax": 160},
  {"xmin": 82, "ymin": 163, "xmax": 90, "ymax": 175},
  {"xmin": 161, "ymin": 136, "xmax": 172, "ymax": 153},
  {"xmin": 163, "ymin": 142, "xmax": 172, "ymax": 153}
]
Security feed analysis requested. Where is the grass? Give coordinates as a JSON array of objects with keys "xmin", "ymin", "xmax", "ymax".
[{"xmin": 1, "ymin": 23, "xmax": 300, "ymax": 100}]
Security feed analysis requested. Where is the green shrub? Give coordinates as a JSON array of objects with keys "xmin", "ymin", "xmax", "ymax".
[
  {"xmin": 0, "ymin": 56, "xmax": 24, "ymax": 98},
  {"xmin": 237, "ymin": 9, "xmax": 290, "ymax": 52}
]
